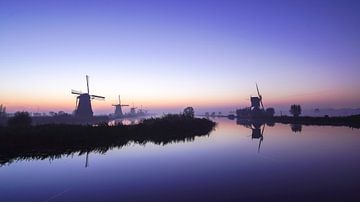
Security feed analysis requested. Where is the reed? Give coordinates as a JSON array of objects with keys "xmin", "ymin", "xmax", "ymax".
[{"xmin": 0, "ymin": 114, "xmax": 216, "ymax": 166}]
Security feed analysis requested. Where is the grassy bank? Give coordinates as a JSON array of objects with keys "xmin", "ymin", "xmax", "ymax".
[
  {"xmin": 234, "ymin": 114, "xmax": 360, "ymax": 129},
  {"xmin": 0, "ymin": 115, "xmax": 216, "ymax": 166},
  {"xmin": 272, "ymin": 115, "xmax": 360, "ymax": 128}
]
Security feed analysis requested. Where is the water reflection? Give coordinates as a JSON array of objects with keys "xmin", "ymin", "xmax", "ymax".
[
  {"xmin": 235, "ymin": 118, "xmax": 306, "ymax": 152},
  {"xmin": 237, "ymin": 120, "xmax": 265, "ymax": 152},
  {"xmin": 1, "ymin": 118, "xmax": 360, "ymax": 201},
  {"xmin": 0, "ymin": 122, "xmax": 213, "ymax": 167},
  {"xmin": 85, "ymin": 152, "xmax": 89, "ymax": 168},
  {"xmin": 235, "ymin": 119, "xmax": 308, "ymax": 153},
  {"xmin": 236, "ymin": 119, "xmax": 272, "ymax": 152},
  {"xmin": 290, "ymin": 123, "xmax": 302, "ymax": 133}
]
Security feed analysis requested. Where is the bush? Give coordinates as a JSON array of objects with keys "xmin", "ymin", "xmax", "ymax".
[
  {"xmin": 183, "ymin": 107, "xmax": 194, "ymax": 118},
  {"xmin": 8, "ymin": 111, "xmax": 32, "ymax": 127}
]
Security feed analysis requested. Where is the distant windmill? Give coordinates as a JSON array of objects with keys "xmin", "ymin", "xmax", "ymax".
[
  {"xmin": 130, "ymin": 103, "xmax": 137, "ymax": 116},
  {"xmin": 112, "ymin": 95, "xmax": 129, "ymax": 117},
  {"xmin": 71, "ymin": 75, "xmax": 105, "ymax": 118}
]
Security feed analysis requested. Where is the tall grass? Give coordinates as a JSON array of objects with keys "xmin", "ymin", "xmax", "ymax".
[{"xmin": 0, "ymin": 115, "xmax": 216, "ymax": 166}]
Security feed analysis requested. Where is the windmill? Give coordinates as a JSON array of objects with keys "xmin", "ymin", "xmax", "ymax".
[
  {"xmin": 126, "ymin": 102, "xmax": 136, "ymax": 116},
  {"xmin": 112, "ymin": 95, "xmax": 129, "ymax": 117},
  {"xmin": 237, "ymin": 83, "xmax": 274, "ymax": 119},
  {"xmin": 250, "ymin": 83, "xmax": 265, "ymax": 112},
  {"xmin": 71, "ymin": 75, "xmax": 105, "ymax": 118}
]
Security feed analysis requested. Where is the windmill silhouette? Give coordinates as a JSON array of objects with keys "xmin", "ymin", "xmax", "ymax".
[
  {"xmin": 112, "ymin": 95, "xmax": 129, "ymax": 118},
  {"xmin": 250, "ymin": 83, "xmax": 265, "ymax": 111},
  {"xmin": 129, "ymin": 102, "xmax": 137, "ymax": 116},
  {"xmin": 71, "ymin": 75, "xmax": 105, "ymax": 118}
]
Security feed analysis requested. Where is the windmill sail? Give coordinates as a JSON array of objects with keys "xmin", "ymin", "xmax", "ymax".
[{"xmin": 256, "ymin": 83, "xmax": 265, "ymax": 110}]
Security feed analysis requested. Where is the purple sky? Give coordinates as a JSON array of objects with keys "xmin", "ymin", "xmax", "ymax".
[{"xmin": 0, "ymin": 0, "xmax": 359, "ymax": 114}]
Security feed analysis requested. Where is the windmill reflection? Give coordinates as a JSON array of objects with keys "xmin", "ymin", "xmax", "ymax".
[
  {"xmin": 236, "ymin": 119, "xmax": 304, "ymax": 152},
  {"xmin": 237, "ymin": 120, "xmax": 266, "ymax": 153},
  {"xmin": 252, "ymin": 123, "xmax": 265, "ymax": 153},
  {"xmin": 85, "ymin": 152, "xmax": 89, "ymax": 168}
]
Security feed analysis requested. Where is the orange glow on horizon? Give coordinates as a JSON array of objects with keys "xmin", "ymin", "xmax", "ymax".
[{"xmin": 2, "ymin": 85, "xmax": 359, "ymax": 113}]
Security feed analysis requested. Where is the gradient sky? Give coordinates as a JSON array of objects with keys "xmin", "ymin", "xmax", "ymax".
[{"xmin": 1, "ymin": 0, "xmax": 360, "ymax": 114}]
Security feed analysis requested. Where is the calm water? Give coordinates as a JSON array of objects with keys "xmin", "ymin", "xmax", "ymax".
[{"xmin": 1, "ymin": 118, "xmax": 360, "ymax": 201}]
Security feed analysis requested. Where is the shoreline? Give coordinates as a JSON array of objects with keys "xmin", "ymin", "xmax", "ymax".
[
  {"xmin": 231, "ymin": 114, "xmax": 360, "ymax": 129},
  {"xmin": 0, "ymin": 115, "xmax": 215, "ymax": 166}
]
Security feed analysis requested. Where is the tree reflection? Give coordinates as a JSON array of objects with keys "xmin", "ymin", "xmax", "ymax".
[
  {"xmin": 291, "ymin": 124, "xmax": 302, "ymax": 133},
  {"xmin": 0, "ymin": 116, "xmax": 215, "ymax": 167}
]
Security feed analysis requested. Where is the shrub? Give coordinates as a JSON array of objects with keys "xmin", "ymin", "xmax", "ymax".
[
  {"xmin": 8, "ymin": 111, "xmax": 32, "ymax": 127},
  {"xmin": 183, "ymin": 107, "xmax": 194, "ymax": 118}
]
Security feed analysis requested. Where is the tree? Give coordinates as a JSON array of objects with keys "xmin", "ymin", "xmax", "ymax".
[
  {"xmin": 8, "ymin": 111, "xmax": 32, "ymax": 127},
  {"xmin": 0, "ymin": 104, "xmax": 6, "ymax": 126},
  {"xmin": 183, "ymin": 107, "xmax": 194, "ymax": 118},
  {"xmin": 289, "ymin": 104, "xmax": 302, "ymax": 117}
]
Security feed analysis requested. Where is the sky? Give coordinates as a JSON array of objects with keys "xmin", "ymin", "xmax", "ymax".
[{"xmin": 0, "ymin": 0, "xmax": 360, "ymax": 114}]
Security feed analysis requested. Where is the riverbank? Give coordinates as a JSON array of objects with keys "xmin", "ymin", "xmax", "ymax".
[
  {"xmin": 272, "ymin": 115, "xmax": 360, "ymax": 128},
  {"xmin": 234, "ymin": 114, "xmax": 360, "ymax": 128},
  {"xmin": 0, "ymin": 115, "xmax": 216, "ymax": 166}
]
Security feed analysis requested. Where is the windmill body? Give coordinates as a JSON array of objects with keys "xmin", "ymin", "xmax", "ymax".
[
  {"xmin": 114, "ymin": 105, "xmax": 123, "ymax": 117},
  {"xmin": 130, "ymin": 107, "xmax": 137, "ymax": 115},
  {"xmin": 71, "ymin": 75, "xmax": 105, "ymax": 119},
  {"xmin": 76, "ymin": 94, "xmax": 93, "ymax": 118},
  {"xmin": 250, "ymin": 97, "xmax": 261, "ymax": 110}
]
